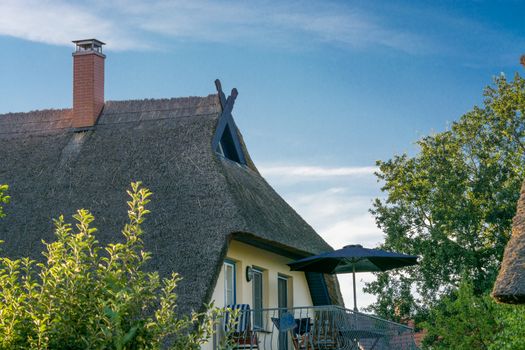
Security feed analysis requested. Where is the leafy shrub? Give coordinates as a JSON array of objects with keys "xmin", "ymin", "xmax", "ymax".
[
  {"xmin": 422, "ymin": 279, "xmax": 525, "ymax": 350},
  {"xmin": 0, "ymin": 182, "xmax": 219, "ymax": 349}
]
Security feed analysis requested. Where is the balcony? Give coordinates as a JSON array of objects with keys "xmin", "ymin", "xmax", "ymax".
[{"xmin": 212, "ymin": 305, "xmax": 418, "ymax": 349}]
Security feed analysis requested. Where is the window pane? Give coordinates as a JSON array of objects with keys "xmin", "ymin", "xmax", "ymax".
[
  {"xmin": 253, "ymin": 270, "xmax": 263, "ymax": 328},
  {"xmin": 224, "ymin": 262, "xmax": 235, "ymax": 306},
  {"xmin": 253, "ymin": 272, "xmax": 262, "ymax": 308}
]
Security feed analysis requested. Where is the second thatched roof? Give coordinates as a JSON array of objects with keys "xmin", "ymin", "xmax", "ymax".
[{"xmin": 493, "ymin": 180, "xmax": 525, "ymax": 303}]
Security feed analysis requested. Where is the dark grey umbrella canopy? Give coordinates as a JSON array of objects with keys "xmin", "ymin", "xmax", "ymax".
[
  {"xmin": 288, "ymin": 244, "xmax": 418, "ymax": 273},
  {"xmin": 288, "ymin": 244, "xmax": 418, "ymax": 311}
]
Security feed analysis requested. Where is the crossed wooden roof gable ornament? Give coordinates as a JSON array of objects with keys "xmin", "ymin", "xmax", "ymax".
[
  {"xmin": 215, "ymin": 79, "xmax": 238, "ymax": 114},
  {"xmin": 212, "ymin": 79, "xmax": 247, "ymax": 165}
]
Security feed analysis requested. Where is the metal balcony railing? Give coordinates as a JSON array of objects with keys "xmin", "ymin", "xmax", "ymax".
[{"xmin": 213, "ymin": 305, "xmax": 418, "ymax": 350}]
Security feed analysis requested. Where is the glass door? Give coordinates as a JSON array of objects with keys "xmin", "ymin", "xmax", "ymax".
[
  {"xmin": 224, "ymin": 260, "xmax": 236, "ymax": 306},
  {"xmin": 252, "ymin": 268, "xmax": 263, "ymax": 329},
  {"xmin": 278, "ymin": 275, "xmax": 289, "ymax": 350}
]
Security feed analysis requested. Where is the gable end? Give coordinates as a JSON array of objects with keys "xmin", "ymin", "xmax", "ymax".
[{"xmin": 212, "ymin": 80, "xmax": 247, "ymax": 165}]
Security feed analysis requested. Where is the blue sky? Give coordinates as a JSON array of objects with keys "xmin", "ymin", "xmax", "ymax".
[{"xmin": 1, "ymin": 0, "xmax": 524, "ymax": 309}]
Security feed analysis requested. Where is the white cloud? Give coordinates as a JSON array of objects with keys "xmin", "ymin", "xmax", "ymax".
[
  {"xmin": 260, "ymin": 162, "xmax": 385, "ymax": 309},
  {"xmin": 1, "ymin": 0, "xmax": 521, "ymax": 62},
  {"xmin": 320, "ymin": 213, "xmax": 383, "ymax": 309},
  {"xmin": 322, "ymin": 215, "xmax": 384, "ymax": 248},
  {"xmin": 337, "ymin": 273, "xmax": 377, "ymax": 311},
  {"xmin": 270, "ymin": 8, "xmax": 426, "ymax": 54},
  {"xmin": 260, "ymin": 165, "xmax": 378, "ymax": 178},
  {"xmin": 0, "ymin": 0, "xmax": 430, "ymax": 53},
  {"xmin": 0, "ymin": 0, "xmax": 143, "ymax": 50}
]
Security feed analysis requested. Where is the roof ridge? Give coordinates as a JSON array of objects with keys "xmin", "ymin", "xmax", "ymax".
[
  {"xmin": 0, "ymin": 94, "xmax": 219, "ymax": 119},
  {"xmin": 102, "ymin": 107, "xmax": 216, "ymax": 116},
  {"xmin": 0, "ymin": 117, "xmax": 73, "ymax": 125},
  {"xmin": 0, "ymin": 108, "xmax": 72, "ymax": 119},
  {"xmin": 105, "ymin": 94, "xmax": 217, "ymax": 104},
  {"xmin": 0, "ymin": 94, "xmax": 221, "ymax": 136}
]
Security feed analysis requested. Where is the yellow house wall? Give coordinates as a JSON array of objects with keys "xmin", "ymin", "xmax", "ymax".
[
  {"xmin": 210, "ymin": 240, "xmax": 313, "ymax": 309},
  {"xmin": 202, "ymin": 240, "xmax": 313, "ymax": 350}
]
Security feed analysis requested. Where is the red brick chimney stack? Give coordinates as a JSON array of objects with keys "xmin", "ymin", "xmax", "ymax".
[{"xmin": 72, "ymin": 39, "xmax": 106, "ymax": 128}]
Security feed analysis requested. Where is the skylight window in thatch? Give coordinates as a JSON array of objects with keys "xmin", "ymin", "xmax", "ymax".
[{"xmin": 216, "ymin": 124, "xmax": 242, "ymax": 163}]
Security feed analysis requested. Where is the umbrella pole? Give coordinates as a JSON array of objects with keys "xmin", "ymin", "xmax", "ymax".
[{"xmin": 353, "ymin": 263, "xmax": 358, "ymax": 312}]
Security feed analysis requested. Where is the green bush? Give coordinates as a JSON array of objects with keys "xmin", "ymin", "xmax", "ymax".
[
  {"xmin": 0, "ymin": 182, "xmax": 219, "ymax": 350},
  {"xmin": 422, "ymin": 279, "xmax": 525, "ymax": 350},
  {"xmin": 489, "ymin": 304, "xmax": 525, "ymax": 350}
]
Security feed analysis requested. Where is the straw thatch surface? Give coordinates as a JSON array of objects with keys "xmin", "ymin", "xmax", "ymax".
[
  {"xmin": 0, "ymin": 108, "xmax": 73, "ymax": 136},
  {"xmin": 493, "ymin": 180, "xmax": 525, "ymax": 303},
  {"xmin": 0, "ymin": 93, "xmax": 342, "ymax": 312}
]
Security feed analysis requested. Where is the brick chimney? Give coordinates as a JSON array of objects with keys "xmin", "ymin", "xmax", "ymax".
[{"xmin": 72, "ymin": 39, "xmax": 106, "ymax": 128}]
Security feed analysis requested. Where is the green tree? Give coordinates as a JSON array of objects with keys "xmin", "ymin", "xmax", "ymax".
[
  {"xmin": 422, "ymin": 279, "xmax": 525, "ymax": 350},
  {"xmin": 365, "ymin": 74, "xmax": 525, "ymax": 321},
  {"xmin": 488, "ymin": 303, "xmax": 525, "ymax": 350},
  {"xmin": 422, "ymin": 280, "xmax": 499, "ymax": 349},
  {"xmin": 0, "ymin": 182, "xmax": 220, "ymax": 349}
]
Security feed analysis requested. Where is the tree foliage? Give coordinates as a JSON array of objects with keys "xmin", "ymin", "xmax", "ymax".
[
  {"xmin": 365, "ymin": 73, "xmax": 525, "ymax": 348},
  {"xmin": 422, "ymin": 279, "xmax": 525, "ymax": 350},
  {"xmin": 0, "ymin": 182, "xmax": 219, "ymax": 349},
  {"xmin": 365, "ymin": 74, "xmax": 525, "ymax": 320},
  {"xmin": 422, "ymin": 280, "xmax": 499, "ymax": 349}
]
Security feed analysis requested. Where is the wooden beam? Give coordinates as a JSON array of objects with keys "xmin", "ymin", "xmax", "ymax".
[
  {"xmin": 215, "ymin": 79, "xmax": 227, "ymax": 110},
  {"xmin": 222, "ymin": 88, "xmax": 238, "ymax": 116},
  {"xmin": 211, "ymin": 81, "xmax": 246, "ymax": 165}
]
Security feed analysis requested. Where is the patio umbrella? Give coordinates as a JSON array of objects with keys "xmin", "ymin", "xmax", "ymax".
[{"xmin": 288, "ymin": 244, "xmax": 418, "ymax": 311}]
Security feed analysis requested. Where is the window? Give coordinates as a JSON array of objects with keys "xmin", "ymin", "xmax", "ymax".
[
  {"xmin": 252, "ymin": 268, "xmax": 264, "ymax": 329},
  {"xmin": 216, "ymin": 125, "xmax": 241, "ymax": 163},
  {"xmin": 278, "ymin": 275, "xmax": 289, "ymax": 309},
  {"xmin": 224, "ymin": 260, "xmax": 236, "ymax": 306},
  {"xmin": 277, "ymin": 275, "xmax": 289, "ymax": 350}
]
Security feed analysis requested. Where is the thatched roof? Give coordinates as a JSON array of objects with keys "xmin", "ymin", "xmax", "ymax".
[
  {"xmin": 0, "ymin": 90, "xmax": 343, "ymax": 312},
  {"xmin": 493, "ymin": 180, "xmax": 525, "ymax": 303}
]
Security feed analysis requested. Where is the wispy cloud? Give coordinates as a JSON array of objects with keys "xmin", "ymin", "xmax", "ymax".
[
  {"xmin": 290, "ymin": 184, "xmax": 383, "ymax": 309},
  {"xmin": 323, "ymin": 216, "xmax": 384, "ymax": 248},
  {"xmin": 260, "ymin": 165, "xmax": 378, "ymax": 179},
  {"xmin": 261, "ymin": 162, "xmax": 383, "ymax": 308},
  {"xmin": 269, "ymin": 6, "xmax": 427, "ymax": 54},
  {"xmin": 1, "ymin": 0, "xmax": 522, "ymax": 62},
  {"xmin": 0, "ymin": 0, "xmax": 430, "ymax": 53},
  {"xmin": 0, "ymin": 0, "xmax": 144, "ymax": 50},
  {"xmin": 284, "ymin": 189, "xmax": 383, "ymax": 248}
]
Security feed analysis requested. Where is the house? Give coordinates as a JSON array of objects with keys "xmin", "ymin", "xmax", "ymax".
[
  {"xmin": 493, "ymin": 180, "xmax": 525, "ymax": 303},
  {"xmin": 0, "ymin": 39, "xmax": 421, "ymax": 349},
  {"xmin": 0, "ymin": 38, "xmax": 343, "ymax": 318}
]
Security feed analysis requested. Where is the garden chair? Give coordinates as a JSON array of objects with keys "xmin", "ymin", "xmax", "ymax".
[
  {"xmin": 271, "ymin": 313, "xmax": 314, "ymax": 350},
  {"xmin": 225, "ymin": 304, "xmax": 259, "ymax": 349}
]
